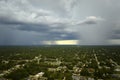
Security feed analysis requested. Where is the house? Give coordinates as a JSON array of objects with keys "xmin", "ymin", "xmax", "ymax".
[
  {"xmin": 88, "ymin": 77, "xmax": 94, "ymax": 80},
  {"xmin": 28, "ymin": 72, "xmax": 47, "ymax": 80},
  {"xmin": 72, "ymin": 74, "xmax": 87, "ymax": 80}
]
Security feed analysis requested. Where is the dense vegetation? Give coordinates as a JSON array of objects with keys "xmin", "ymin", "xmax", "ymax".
[{"xmin": 0, "ymin": 46, "xmax": 120, "ymax": 80}]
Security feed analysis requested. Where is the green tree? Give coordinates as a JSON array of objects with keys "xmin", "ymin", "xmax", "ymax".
[{"xmin": 4, "ymin": 68, "xmax": 29, "ymax": 80}]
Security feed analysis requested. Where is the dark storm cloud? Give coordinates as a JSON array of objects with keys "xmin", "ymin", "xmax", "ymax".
[
  {"xmin": 113, "ymin": 30, "xmax": 120, "ymax": 34},
  {"xmin": 110, "ymin": 30, "xmax": 120, "ymax": 39},
  {"xmin": 0, "ymin": 15, "xmax": 51, "ymax": 33},
  {"xmin": 0, "ymin": 16, "xmax": 24, "ymax": 25},
  {"xmin": 111, "ymin": 34, "xmax": 120, "ymax": 39},
  {"xmin": 17, "ymin": 24, "xmax": 50, "ymax": 32},
  {"xmin": 82, "ymin": 20, "xmax": 97, "ymax": 24},
  {"xmin": 47, "ymin": 31, "xmax": 77, "ymax": 40},
  {"xmin": 0, "ymin": 0, "xmax": 120, "ymax": 45}
]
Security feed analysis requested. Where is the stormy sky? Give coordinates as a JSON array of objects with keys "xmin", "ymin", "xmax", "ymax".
[{"xmin": 0, "ymin": 0, "xmax": 120, "ymax": 45}]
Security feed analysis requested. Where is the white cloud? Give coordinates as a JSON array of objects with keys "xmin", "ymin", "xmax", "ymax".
[
  {"xmin": 0, "ymin": 0, "xmax": 54, "ymax": 24},
  {"xmin": 0, "ymin": 0, "xmax": 105, "ymax": 27},
  {"xmin": 76, "ymin": 16, "xmax": 105, "ymax": 25}
]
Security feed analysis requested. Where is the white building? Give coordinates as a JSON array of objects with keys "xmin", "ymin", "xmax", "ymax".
[{"xmin": 28, "ymin": 72, "xmax": 47, "ymax": 80}]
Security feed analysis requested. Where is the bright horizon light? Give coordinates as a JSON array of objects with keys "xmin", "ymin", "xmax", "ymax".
[
  {"xmin": 42, "ymin": 40, "xmax": 78, "ymax": 45},
  {"xmin": 41, "ymin": 39, "xmax": 120, "ymax": 45}
]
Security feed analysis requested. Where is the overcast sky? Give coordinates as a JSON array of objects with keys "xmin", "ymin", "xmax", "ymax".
[{"xmin": 0, "ymin": 0, "xmax": 120, "ymax": 45}]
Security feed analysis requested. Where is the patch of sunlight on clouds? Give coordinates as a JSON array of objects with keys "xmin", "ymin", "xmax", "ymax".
[
  {"xmin": 108, "ymin": 39, "xmax": 120, "ymax": 45},
  {"xmin": 42, "ymin": 40, "xmax": 78, "ymax": 45}
]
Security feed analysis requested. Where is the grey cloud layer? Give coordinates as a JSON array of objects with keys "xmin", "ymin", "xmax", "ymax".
[{"xmin": 0, "ymin": 0, "xmax": 120, "ymax": 45}]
